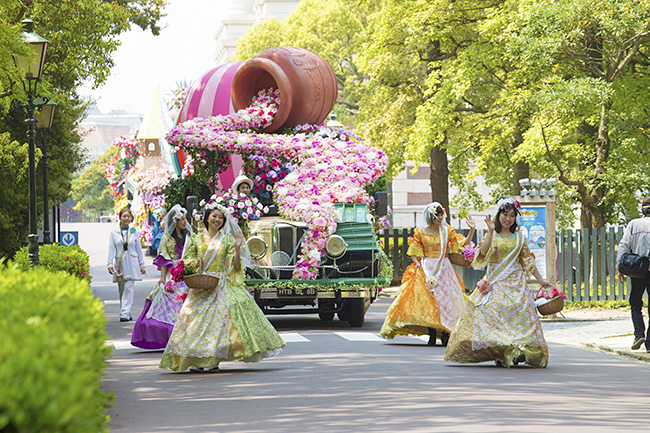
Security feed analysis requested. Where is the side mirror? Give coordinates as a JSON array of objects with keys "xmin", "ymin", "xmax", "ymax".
[{"xmin": 374, "ymin": 192, "xmax": 388, "ymax": 216}]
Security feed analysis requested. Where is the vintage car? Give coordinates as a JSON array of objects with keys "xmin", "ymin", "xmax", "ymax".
[{"xmin": 244, "ymin": 202, "xmax": 387, "ymax": 327}]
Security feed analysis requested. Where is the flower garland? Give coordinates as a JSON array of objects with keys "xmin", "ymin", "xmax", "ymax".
[
  {"xmin": 243, "ymin": 154, "xmax": 296, "ymax": 202},
  {"xmin": 215, "ymin": 191, "xmax": 268, "ymax": 223},
  {"xmin": 167, "ymin": 89, "xmax": 388, "ymax": 279}
]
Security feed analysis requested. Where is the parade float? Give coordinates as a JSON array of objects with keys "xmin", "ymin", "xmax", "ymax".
[{"xmin": 167, "ymin": 47, "xmax": 391, "ymax": 327}]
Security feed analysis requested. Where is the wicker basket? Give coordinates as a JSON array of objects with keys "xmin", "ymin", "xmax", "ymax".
[
  {"xmin": 537, "ymin": 296, "xmax": 565, "ymax": 316},
  {"xmin": 183, "ymin": 273, "xmax": 220, "ymax": 290},
  {"xmin": 448, "ymin": 252, "xmax": 472, "ymax": 268}
]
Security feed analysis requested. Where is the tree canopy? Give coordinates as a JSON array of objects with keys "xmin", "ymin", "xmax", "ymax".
[
  {"xmin": 0, "ymin": 0, "xmax": 166, "ymax": 258},
  {"xmin": 237, "ymin": 0, "xmax": 650, "ymax": 228}
]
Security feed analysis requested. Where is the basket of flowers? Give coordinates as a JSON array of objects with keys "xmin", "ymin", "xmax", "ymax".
[
  {"xmin": 448, "ymin": 242, "xmax": 476, "ymax": 268},
  {"xmin": 170, "ymin": 261, "xmax": 219, "ymax": 290},
  {"xmin": 534, "ymin": 287, "xmax": 566, "ymax": 316}
]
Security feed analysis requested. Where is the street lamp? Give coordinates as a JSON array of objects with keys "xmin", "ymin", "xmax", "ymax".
[
  {"xmin": 36, "ymin": 99, "xmax": 56, "ymax": 244},
  {"xmin": 12, "ymin": 18, "xmax": 49, "ymax": 266}
]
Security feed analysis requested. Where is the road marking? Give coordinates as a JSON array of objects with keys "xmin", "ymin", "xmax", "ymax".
[
  {"xmin": 106, "ymin": 340, "xmax": 134, "ymax": 350},
  {"xmin": 280, "ymin": 332, "xmax": 310, "ymax": 343},
  {"xmin": 104, "ymin": 300, "xmax": 120, "ymax": 305},
  {"xmin": 106, "ymin": 332, "xmax": 428, "ymax": 350},
  {"xmin": 335, "ymin": 332, "xmax": 385, "ymax": 342}
]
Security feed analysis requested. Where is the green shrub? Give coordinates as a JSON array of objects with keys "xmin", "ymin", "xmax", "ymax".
[
  {"xmin": 14, "ymin": 244, "xmax": 91, "ymax": 283},
  {"xmin": 0, "ymin": 265, "xmax": 112, "ymax": 432}
]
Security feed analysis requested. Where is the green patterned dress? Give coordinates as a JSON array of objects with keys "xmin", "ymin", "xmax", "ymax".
[{"xmin": 160, "ymin": 232, "xmax": 285, "ymax": 372}]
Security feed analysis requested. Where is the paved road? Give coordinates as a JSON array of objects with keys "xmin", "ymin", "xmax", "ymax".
[{"xmin": 71, "ymin": 223, "xmax": 650, "ymax": 433}]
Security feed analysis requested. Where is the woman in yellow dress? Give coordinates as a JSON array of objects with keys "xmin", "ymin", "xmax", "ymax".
[
  {"xmin": 444, "ymin": 198, "xmax": 551, "ymax": 367},
  {"xmin": 381, "ymin": 202, "xmax": 475, "ymax": 346},
  {"xmin": 160, "ymin": 200, "xmax": 285, "ymax": 372}
]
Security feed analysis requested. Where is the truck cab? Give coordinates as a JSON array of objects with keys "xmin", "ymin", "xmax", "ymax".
[{"xmin": 245, "ymin": 203, "xmax": 386, "ymax": 327}]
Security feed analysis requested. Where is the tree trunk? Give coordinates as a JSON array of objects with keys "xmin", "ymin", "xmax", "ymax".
[
  {"xmin": 429, "ymin": 144, "xmax": 449, "ymax": 222},
  {"xmin": 512, "ymin": 124, "xmax": 529, "ymax": 195}
]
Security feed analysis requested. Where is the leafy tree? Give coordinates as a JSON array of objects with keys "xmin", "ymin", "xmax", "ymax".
[
  {"xmin": 0, "ymin": 0, "xmax": 166, "ymax": 259},
  {"xmin": 500, "ymin": 0, "xmax": 650, "ymax": 227},
  {"xmin": 70, "ymin": 146, "xmax": 119, "ymax": 216}
]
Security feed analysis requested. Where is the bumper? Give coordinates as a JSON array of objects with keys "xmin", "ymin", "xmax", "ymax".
[{"xmin": 246, "ymin": 278, "xmax": 387, "ymax": 300}]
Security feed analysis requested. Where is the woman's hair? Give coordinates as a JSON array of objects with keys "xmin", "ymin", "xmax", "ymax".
[
  {"xmin": 118, "ymin": 207, "xmax": 133, "ymax": 219},
  {"xmin": 495, "ymin": 203, "xmax": 520, "ymax": 233},
  {"xmin": 203, "ymin": 207, "xmax": 224, "ymax": 231}
]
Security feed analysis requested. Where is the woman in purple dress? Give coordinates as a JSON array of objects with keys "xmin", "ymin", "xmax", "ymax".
[{"xmin": 131, "ymin": 205, "xmax": 190, "ymax": 349}]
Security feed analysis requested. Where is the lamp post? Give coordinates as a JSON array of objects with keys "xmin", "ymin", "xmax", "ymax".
[
  {"xmin": 12, "ymin": 19, "xmax": 49, "ymax": 266},
  {"xmin": 36, "ymin": 100, "xmax": 56, "ymax": 244}
]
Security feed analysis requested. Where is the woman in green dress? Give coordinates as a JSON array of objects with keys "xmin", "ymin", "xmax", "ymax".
[
  {"xmin": 160, "ymin": 200, "xmax": 285, "ymax": 372},
  {"xmin": 444, "ymin": 198, "xmax": 551, "ymax": 368}
]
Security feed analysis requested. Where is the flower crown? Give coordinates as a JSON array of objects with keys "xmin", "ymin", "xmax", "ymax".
[
  {"xmin": 193, "ymin": 196, "xmax": 232, "ymax": 221},
  {"xmin": 427, "ymin": 202, "xmax": 445, "ymax": 215},
  {"xmin": 172, "ymin": 208, "xmax": 187, "ymax": 221},
  {"xmin": 496, "ymin": 197, "xmax": 521, "ymax": 211}
]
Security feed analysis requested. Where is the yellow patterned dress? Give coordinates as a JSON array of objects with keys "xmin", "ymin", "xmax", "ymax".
[
  {"xmin": 380, "ymin": 225, "xmax": 467, "ymax": 339},
  {"xmin": 444, "ymin": 231, "xmax": 548, "ymax": 367},
  {"xmin": 160, "ymin": 232, "xmax": 285, "ymax": 372}
]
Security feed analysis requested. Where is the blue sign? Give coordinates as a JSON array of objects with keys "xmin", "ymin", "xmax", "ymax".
[
  {"xmin": 519, "ymin": 206, "xmax": 546, "ymax": 279},
  {"xmin": 60, "ymin": 231, "xmax": 78, "ymax": 246}
]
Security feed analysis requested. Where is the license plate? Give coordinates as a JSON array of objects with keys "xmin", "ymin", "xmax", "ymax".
[{"xmin": 277, "ymin": 287, "xmax": 318, "ymax": 297}]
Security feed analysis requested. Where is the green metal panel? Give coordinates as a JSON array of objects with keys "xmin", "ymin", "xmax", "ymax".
[
  {"xmin": 567, "ymin": 230, "xmax": 574, "ymax": 301},
  {"xmin": 591, "ymin": 229, "xmax": 597, "ymax": 301},
  {"xmin": 558, "ymin": 231, "xmax": 565, "ymax": 293},
  {"xmin": 334, "ymin": 222, "xmax": 376, "ymax": 251}
]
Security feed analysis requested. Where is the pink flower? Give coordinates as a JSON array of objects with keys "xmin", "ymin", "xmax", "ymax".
[{"xmin": 476, "ymin": 279, "xmax": 490, "ymax": 293}]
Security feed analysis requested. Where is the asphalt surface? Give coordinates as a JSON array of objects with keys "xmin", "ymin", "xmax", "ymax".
[{"xmin": 67, "ymin": 222, "xmax": 650, "ymax": 432}]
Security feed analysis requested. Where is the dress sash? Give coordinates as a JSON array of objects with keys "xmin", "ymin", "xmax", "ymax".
[
  {"xmin": 473, "ymin": 230, "xmax": 524, "ymax": 306},
  {"xmin": 421, "ymin": 225, "xmax": 448, "ymax": 291},
  {"xmin": 201, "ymin": 232, "xmax": 224, "ymax": 272}
]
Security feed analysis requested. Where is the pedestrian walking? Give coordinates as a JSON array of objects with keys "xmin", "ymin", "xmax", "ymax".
[
  {"xmin": 617, "ymin": 196, "xmax": 650, "ymax": 352},
  {"xmin": 131, "ymin": 205, "xmax": 190, "ymax": 349},
  {"xmin": 107, "ymin": 207, "xmax": 146, "ymax": 322},
  {"xmin": 159, "ymin": 199, "xmax": 285, "ymax": 372},
  {"xmin": 381, "ymin": 202, "xmax": 475, "ymax": 346},
  {"xmin": 444, "ymin": 198, "xmax": 551, "ymax": 367}
]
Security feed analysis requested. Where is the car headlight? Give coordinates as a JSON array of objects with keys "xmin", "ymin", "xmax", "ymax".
[
  {"xmin": 247, "ymin": 236, "xmax": 267, "ymax": 259},
  {"xmin": 325, "ymin": 235, "xmax": 347, "ymax": 259}
]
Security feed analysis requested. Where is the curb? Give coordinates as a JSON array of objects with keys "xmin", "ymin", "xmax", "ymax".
[{"xmin": 583, "ymin": 342, "xmax": 650, "ymax": 364}]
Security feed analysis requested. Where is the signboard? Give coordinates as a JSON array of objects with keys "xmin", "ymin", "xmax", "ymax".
[
  {"xmin": 60, "ymin": 231, "xmax": 79, "ymax": 247},
  {"xmin": 519, "ymin": 206, "xmax": 547, "ymax": 279}
]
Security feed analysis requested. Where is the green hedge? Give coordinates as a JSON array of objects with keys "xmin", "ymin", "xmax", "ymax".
[
  {"xmin": 14, "ymin": 244, "xmax": 91, "ymax": 283},
  {"xmin": 0, "ymin": 265, "xmax": 112, "ymax": 432}
]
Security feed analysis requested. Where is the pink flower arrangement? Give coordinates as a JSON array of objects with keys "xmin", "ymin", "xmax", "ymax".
[
  {"xmin": 534, "ymin": 287, "xmax": 566, "ymax": 300},
  {"xmin": 476, "ymin": 279, "xmax": 490, "ymax": 293},
  {"xmin": 166, "ymin": 87, "xmax": 388, "ymax": 279},
  {"xmin": 169, "ymin": 260, "xmax": 196, "ymax": 282},
  {"xmin": 463, "ymin": 242, "xmax": 476, "ymax": 262},
  {"xmin": 164, "ymin": 280, "xmax": 177, "ymax": 293}
]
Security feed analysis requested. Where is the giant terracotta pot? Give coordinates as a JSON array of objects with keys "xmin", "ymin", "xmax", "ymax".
[{"xmin": 231, "ymin": 47, "xmax": 338, "ymax": 132}]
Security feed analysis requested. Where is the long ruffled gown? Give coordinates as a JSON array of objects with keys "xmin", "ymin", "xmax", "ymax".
[
  {"xmin": 444, "ymin": 231, "xmax": 549, "ymax": 367},
  {"xmin": 380, "ymin": 225, "xmax": 468, "ymax": 339},
  {"xmin": 160, "ymin": 232, "xmax": 285, "ymax": 372},
  {"xmin": 131, "ymin": 233, "xmax": 187, "ymax": 349}
]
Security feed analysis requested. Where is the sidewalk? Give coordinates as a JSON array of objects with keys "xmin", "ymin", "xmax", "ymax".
[{"xmin": 379, "ymin": 287, "xmax": 650, "ymax": 364}]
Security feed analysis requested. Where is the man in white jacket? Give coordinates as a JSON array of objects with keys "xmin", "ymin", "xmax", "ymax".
[{"xmin": 107, "ymin": 207, "xmax": 146, "ymax": 321}]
